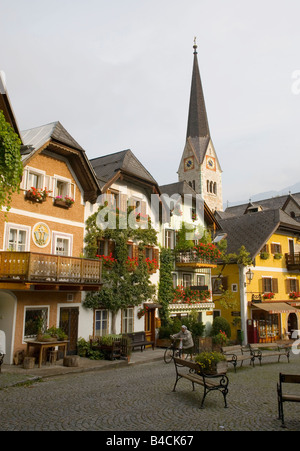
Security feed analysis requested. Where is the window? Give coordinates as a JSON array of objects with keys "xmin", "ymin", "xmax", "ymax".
[
  {"xmin": 197, "ymin": 274, "xmax": 206, "ymax": 287},
  {"xmin": 287, "ymin": 279, "xmax": 299, "ymax": 293},
  {"xmin": 172, "ymin": 273, "xmax": 178, "ymax": 289},
  {"xmin": 54, "ymin": 176, "xmax": 75, "ymax": 200},
  {"xmin": 27, "ymin": 169, "xmax": 45, "ymax": 189},
  {"xmin": 183, "ymin": 274, "xmax": 192, "ymax": 287},
  {"xmin": 145, "ymin": 247, "xmax": 153, "ymax": 260},
  {"xmin": 5, "ymin": 224, "xmax": 30, "ymax": 252},
  {"xmin": 95, "ymin": 310, "xmax": 108, "ymax": 337},
  {"xmin": 24, "ymin": 307, "xmax": 48, "ymax": 340},
  {"xmin": 122, "ymin": 308, "xmax": 134, "ymax": 333},
  {"xmin": 165, "ymin": 229, "xmax": 175, "ymax": 249},
  {"xmin": 271, "ymin": 243, "xmax": 282, "ymax": 254},
  {"xmin": 212, "ymin": 276, "xmax": 228, "ymax": 294},
  {"xmin": 52, "ymin": 232, "xmax": 73, "ymax": 257},
  {"xmin": 262, "ymin": 278, "xmax": 278, "ymax": 293}
]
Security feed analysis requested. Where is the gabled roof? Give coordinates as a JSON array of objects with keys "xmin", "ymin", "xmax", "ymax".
[
  {"xmin": 219, "ymin": 192, "xmax": 300, "ymax": 220},
  {"xmin": 90, "ymin": 149, "xmax": 159, "ymax": 191},
  {"xmin": 218, "ymin": 208, "xmax": 300, "ymax": 259},
  {"xmin": 21, "ymin": 121, "xmax": 84, "ymax": 160},
  {"xmin": 21, "ymin": 121, "xmax": 100, "ymax": 203}
]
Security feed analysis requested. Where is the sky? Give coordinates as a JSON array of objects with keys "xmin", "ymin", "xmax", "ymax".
[{"xmin": 1, "ymin": 0, "xmax": 300, "ymax": 206}]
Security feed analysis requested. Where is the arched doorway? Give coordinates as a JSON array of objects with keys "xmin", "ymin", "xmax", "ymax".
[{"xmin": 288, "ymin": 313, "xmax": 298, "ymax": 339}]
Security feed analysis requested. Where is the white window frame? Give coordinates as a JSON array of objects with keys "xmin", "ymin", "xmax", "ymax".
[
  {"xmin": 4, "ymin": 223, "xmax": 31, "ymax": 252},
  {"xmin": 122, "ymin": 308, "xmax": 134, "ymax": 333},
  {"xmin": 95, "ymin": 309, "xmax": 109, "ymax": 337},
  {"xmin": 23, "ymin": 305, "xmax": 49, "ymax": 342},
  {"xmin": 52, "ymin": 231, "xmax": 73, "ymax": 257},
  {"xmin": 53, "ymin": 175, "xmax": 75, "ymax": 201}
]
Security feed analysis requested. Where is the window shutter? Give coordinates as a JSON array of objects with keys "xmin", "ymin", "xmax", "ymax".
[
  {"xmin": 286, "ymin": 279, "xmax": 291, "ymax": 293},
  {"xmin": 120, "ymin": 194, "xmax": 128, "ymax": 213},
  {"xmin": 20, "ymin": 169, "xmax": 28, "ymax": 190},
  {"xmin": 297, "ymin": 279, "xmax": 300, "ymax": 292},
  {"xmin": 262, "ymin": 278, "xmax": 267, "ymax": 292},
  {"xmin": 141, "ymin": 201, "xmax": 147, "ymax": 216},
  {"xmin": 221, "ymin": 277, "xmax": 228, "ymax": 291},
  {"xmin": 271, "ymin": 243, "xmax": 275, "ymax": 254},
  {"xmin": 272, "ymin": 278, "xmax": 279, "ymax": 293},
  {"xmin": 153, "ymin": 248, "xmax": 159, "ymax": 263},
  {"xmin": 108, "ymin": 241, "xmax": 116, "ymax": 258}
]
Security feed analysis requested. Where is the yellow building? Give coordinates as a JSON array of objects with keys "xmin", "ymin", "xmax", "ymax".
[{"xmin": 214, "ymin": 201, "xmax": 300, "ymax": 344}]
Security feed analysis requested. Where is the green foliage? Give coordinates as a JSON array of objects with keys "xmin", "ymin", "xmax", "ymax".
[
  {"xmin": 174, "ymin": 222, "xmax": 195, "ymax": 252},
  {"xmin": 159, "ymin": 313, "xmax": 204, "ymax": 339},
  {"xmin": 195, "ymin": 351, "xmax": 226, "ymax": 372},
  {"xmin": 83, "ymin": 205, "xmax": 158, "ymax": 314},
  {"xmin": 158, "ymin": 248, "xmax": 175, "ymax": 322},
  {"xmin": 77, "ymin": 338, "xmax": 104, "ymax": 360},
  {"xmin": 211, "ymin": 316, "xmax": 231, "ymax": 339},
  {"xmin": 0, "ymin": 110, "xmax": 23, "ymax": 212}
]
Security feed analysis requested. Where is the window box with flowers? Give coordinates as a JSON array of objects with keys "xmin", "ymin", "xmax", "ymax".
[
  {"xmin": 54, "ymin": 195, "xmax": 75, "ymax": 209},
  {"xmin": 146, "ymin": 257, "xmax": 159, "ymax": 274},
  {"xmin": 26, "ymin": 187, "xmax": 51, "ymax": 203},
  {"xmin": 262, "ymin": 292, "xmax": 275, "ymax": 300},
  {"xmin": 173, "ymin": 285, "xmax": 211, "ymax": 304},
  {"xmin": 126, "ymin": 256, "xmax": 139, "ymax": 272},
  {"xmin": 193, "ymin": 243, "xmax": 222, "ymax": 263},
  {"xmin": 96, "ymin": 253, "xmax": 117, "ymax": 270},
  {"xmin": 289, "ymin": 292, "xmax": 300, "ymax": 300}
]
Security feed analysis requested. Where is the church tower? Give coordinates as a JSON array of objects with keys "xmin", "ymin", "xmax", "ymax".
[{"xmin": 178, "ymin": 41, "xmax": 223, "ymax": 212}]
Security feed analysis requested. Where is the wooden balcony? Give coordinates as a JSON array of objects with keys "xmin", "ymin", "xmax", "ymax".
[
  {"xmin": 0, "ymin": 252, "xmax": 102, "ymax": 290},
  {"xmin": 175, "ymin": 251, "xmax": 217, "ymax": 269},
  {"xmin": 285, "ymin": 253, "xmax": 300, "ymax": 271}
]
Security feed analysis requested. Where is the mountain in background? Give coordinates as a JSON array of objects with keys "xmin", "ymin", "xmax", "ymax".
[{"xmin": 225, "ymin": 182, "xmax": 300, "ymax": 209}]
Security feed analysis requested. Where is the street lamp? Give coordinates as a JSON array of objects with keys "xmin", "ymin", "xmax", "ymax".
[{"xmin": 246, "ymin": 269, "xmax": 254, "ymax": 284}]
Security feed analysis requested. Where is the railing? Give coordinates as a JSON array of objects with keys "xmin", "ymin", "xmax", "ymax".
[
  {"xmin": 175, "ymin": 251, "xmax": 217, "ymax": 267},
  {"xmin": 285, "ymin": 253, "xmax": 300, "ymax": 271},
  {"xmin": 0, "ymin": 252, "xmax": 102, "ymax": 285}
]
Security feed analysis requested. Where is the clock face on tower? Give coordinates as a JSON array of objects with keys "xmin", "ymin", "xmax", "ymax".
[
  {"xmin": 184, "ymin": 156, "xmax": 194, "ymax": 171},
  {"xmin": 206, "ymin": 156, "xmax": 216, "ymax": 171}
]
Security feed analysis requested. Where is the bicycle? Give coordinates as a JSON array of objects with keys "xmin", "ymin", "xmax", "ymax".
[{"xmin": 163, "ymin": 339, "xmax": 183, "ymax": 364}]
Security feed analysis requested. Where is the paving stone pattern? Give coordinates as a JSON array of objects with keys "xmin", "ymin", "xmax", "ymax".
[{"xmin": 0, "ymin": 354, "xmax": 300, "ymax": 431}]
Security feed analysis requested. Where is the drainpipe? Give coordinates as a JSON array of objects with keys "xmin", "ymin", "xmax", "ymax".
[{"xmin": 239, "ymin": 265, "xmax": 249, "ymax": 345}]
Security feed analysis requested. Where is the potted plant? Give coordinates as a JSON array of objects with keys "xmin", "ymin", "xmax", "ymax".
[
  {"xmin": 289, "ymin": 292, "xmax": 300, "ymax": 300},
  {"xmin": 26, "ymin": 187, "xmax": 51, "ymax": 203},
  {"xmin": 260, "ymin": 251, "xmax": 270, "ymax": 260},
  {"xmin": 274, "ymin": 253, "xmax": 283, "ymax": 260},
  {"xmin": 263, "ymin": 292, "xmax": 275, "ymax": 300},
  {"xmin": 54, "ymin": 195, "xmax": 75, "ymax": 209},
  {"xmin": 195, "ymin": 351, "xmax": 228, "ymax": 375}
]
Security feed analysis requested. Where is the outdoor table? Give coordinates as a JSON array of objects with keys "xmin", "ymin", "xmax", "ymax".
[{"xmin": 25, "ymin": 340, "xmax": 69, "ymax": 368}]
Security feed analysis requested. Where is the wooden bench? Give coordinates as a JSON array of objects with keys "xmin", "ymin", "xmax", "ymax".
[
  {"xmin": 249, "ymin": 343, "xmax": 290, "ymax": 366},
  {"xmin": 173, "ymin": 357, "xmax": 229, "ymax": 408},
  {"xmin": 126, "ymin": 331, "xmax": 155, "ymax": 352},
  {"xmin": 221, "ymin": 345, "xmax": 254, "ymax": 372},
  {"xmin": 277, "ymin": 373, "xmax": 300, "ymax": 427}
]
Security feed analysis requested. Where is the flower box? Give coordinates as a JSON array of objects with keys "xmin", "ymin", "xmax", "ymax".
[
  {"xmin": 26, "ymin": 187, "xmax": 50, "ymax": 203},
  {"xmin": 54, "ymin": 196, "xmax": 74, "ymax": 209}
]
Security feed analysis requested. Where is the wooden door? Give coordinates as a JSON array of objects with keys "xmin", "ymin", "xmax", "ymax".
[
  {"xmin": 59, "ymin": 307, "xmax": 79, "ymax": 355},
  {"xmin": 145, "ymin": 308, "xmax": 155, "ymax": 345}
]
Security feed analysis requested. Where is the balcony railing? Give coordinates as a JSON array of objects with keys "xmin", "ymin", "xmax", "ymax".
[
  {"xmin": 285, "ymin": 253, "xmax": 300, "ymax": 271},
  {"xmin": 175, "ymin": 251, "xmax": 218, "ymax": 268},
  {"xmin": 0, "ymin": 252, "xmax": 102, "ymax": 285}
]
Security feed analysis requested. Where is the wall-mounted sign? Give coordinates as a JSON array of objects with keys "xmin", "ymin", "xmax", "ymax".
[{"xmin": 32, "ymin": 223, "xmax": 50, "ymax": 248}]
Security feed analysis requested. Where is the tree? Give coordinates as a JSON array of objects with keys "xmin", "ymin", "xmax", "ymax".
[
  {"xmin": 0, "ymin": 111, "xmax": 23, "ymax": 212},
  {"xmin": 83, "ymin": 205, "xmax": 158, "ymax": 333}
]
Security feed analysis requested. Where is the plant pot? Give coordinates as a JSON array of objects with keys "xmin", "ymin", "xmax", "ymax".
[
  {"xmin": 205, "ymin": 361, "xmax": 228, "ymax": 375},
  {"xmin": 54, "ymin": 199, "xmax": 70, "ymax": 209}
]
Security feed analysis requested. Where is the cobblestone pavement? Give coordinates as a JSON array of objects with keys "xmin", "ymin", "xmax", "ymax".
[{"xmin": 0, "ymin": 353, "xmax": 300, "ymax": 432}]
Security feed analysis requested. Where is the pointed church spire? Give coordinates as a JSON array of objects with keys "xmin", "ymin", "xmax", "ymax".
[{"xmin": 186, "ymin": 39, "xmax": 210, "ymax": 139}]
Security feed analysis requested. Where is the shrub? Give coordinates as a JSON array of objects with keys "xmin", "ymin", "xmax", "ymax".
[{"xmin": 211, "ymin": 317, "xmax": 231, "ymax": 339}]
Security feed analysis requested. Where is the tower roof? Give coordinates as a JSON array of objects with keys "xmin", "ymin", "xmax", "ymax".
[{"xmin": 186, "ymin": 41, "xmax": 210, "ymax": 140}]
